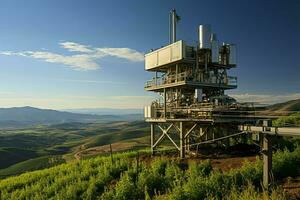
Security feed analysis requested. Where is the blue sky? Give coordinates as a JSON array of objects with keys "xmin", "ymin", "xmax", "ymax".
[{"xmin": 0, "ymin": 0, "xmax": 299, "ymax": 109}]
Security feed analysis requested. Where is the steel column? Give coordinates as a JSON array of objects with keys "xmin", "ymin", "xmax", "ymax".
[
  {"xmin": 179, "ymin": 122, "xmax": 185, "ymax": 158},
  {"xmin": 150, "ymin": 123, "xmax": 154, "ymax": 155},
  {"xmin": 262, "ymin": 133, "xmax": 272, "ymax": 191}
]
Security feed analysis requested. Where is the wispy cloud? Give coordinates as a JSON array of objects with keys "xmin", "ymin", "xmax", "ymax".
[
  {"xmin": 61, "ymin": 79, "xmax": 127, "ymax": 84},
  {"xmin": 96, "ymin": 48, "xmax": 144, "ymax": 62},
  {"xmin": 230, "ymin": 92, "xmax": 300, "ymax": 104},
  {"xmin": 111, "ymin": 95, "xmax": 154, "ymax": 100},
  {"xmin": 0, "ymin": 41, "xmax": 144, "ymax": 71},
  {"xmin": 59, "ymin": 41, "xmax": 93, "ymax": 53}
]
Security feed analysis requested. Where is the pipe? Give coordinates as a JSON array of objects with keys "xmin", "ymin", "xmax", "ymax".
[
  {"xmin": 169, "ymin": 9, "xmax": 180, "ymax": 44},
  {"xmin": 172, "ymin": 10, "xmax": 176, "ymax": 43}
]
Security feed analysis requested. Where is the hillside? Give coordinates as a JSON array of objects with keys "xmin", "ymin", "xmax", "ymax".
[
  {"xmin": 0, "ymin": 121, "xmax": 149, "ymax": 177},
  {"xmin": 0, "ymin": 148, "xmax": 299, "ymax": 199},
  {"xmin": 267, "ymin": 99, "xmax": 300, "ymax": 113},
  {"xmin": 64, "ymin": 108, "xmax": 142, "ymax": 115}
]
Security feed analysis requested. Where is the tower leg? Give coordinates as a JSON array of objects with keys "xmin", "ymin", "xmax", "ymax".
[
  {"xmin": 150, "ymin": 123, "xmax": 154, "ymax": 155},
  {"xmin": 263, "ymin": 134, "xmax": 272, "ymax": 191},
  {"xmin": 180, "ymin": 122, "xmax": 185, "ymax": 158}
]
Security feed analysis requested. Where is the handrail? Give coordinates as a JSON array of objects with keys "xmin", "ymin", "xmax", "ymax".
[{"xmin": 145, "ymin": 73, "xmax": 237, "ymax": 88}]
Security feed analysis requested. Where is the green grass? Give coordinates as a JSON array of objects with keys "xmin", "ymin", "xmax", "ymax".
[
  {"xmin": 0, "ymin": 155, "xmax": 65, "ymax": 178},
  {"xmin": 273, "ymin": 112, "xmax": 300, "ymax": 126},
  {"xmin": 83, "ymin": 126, "xmax": 149, "ymax": 148},
  {"xmin": 0, "ymin": 147, "xmax": 299, "ymax": 200},
  {"xmin": 0, "ymin": 147, "xmax": 37, "ymax": 169},
  {"xmin": 0, "ymin": 121, "xmax": 148, "ymax": 175}
]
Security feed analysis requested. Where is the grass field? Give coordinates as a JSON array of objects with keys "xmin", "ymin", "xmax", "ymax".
[
  {"xmin": 0, "ymin": 112, "xmax": 299, "ymax": 199},
  {"xmin": 0, "ymin": 155, "xmax": 65, "ymax": 178},
  {"xmin": 0, "ymin": 121, "xmax": 149, "ymax": 177},
  {"xmin": 0, "ymin": 147, "xmax": 299, "ymax": 200}
]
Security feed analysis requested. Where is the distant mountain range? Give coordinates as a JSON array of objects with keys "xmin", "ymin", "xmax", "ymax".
[
  {"xmin": 64, "ymin": 108, "xmax": 143, "ymax": 115},
  {"xmin": 0, "ymin": 106, "xmax": 142, "ymax": 129}
]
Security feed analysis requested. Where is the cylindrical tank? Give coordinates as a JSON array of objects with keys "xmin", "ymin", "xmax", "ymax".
[
  {"xmin": 228, "ymin": 44, "xmax": 237, "ymax": 65},
  {"xmin": 210, "ymin": 33, "xmax": 219, "ymax": 63},
  {"xmin": 194, "ymin": 88, "xmax": 203, "ymax": 102},
  {"xmin": 199, "ymin": 24, "xmax": 211, "ymax": 49}
]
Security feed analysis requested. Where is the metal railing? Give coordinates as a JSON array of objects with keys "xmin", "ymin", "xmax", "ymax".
[
  {"xmin": 145, "ymin": 73, "xmax": 237, "ymax": 88},
  {"xmin": 145, "ymin": 102, "xmax": 256, "ymax": 120}
]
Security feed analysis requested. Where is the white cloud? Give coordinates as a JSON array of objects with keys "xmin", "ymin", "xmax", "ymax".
[
  {"xmin": 0, "ymin": 41, "xmax": 144, "ymax": 71},
  {"xmin": 27, "ymin": 51, "xmax": 99, "ymax": 70},
  {"xmin": 111, "ymin": 95, "xmax": 154, "ymax": 100},
  {"xmin": 59, "ymin": 41, "xmax": 93, "ymax": 53},
  {"xmin": 61, "ymin": 79, "xmax": 127, "ymax": 84},
  {"xmin": 230, "ymin": 92, "xmax": 300, "ymax": 105},
  {"xmin": 96, "ymin": 48, "xmax": 144, "ymax": 62}
]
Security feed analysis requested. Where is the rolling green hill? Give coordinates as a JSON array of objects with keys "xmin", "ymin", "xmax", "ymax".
[
  {"xmin": 0, "ymin": 121, "xmax": 149, "ymax": 176},
  {"xmin": 0, "ymin": 155, "xmax": 65, "ymax": 178},
  {"xmin": 0, "ymin": 147, "xmax": 37, "ymax": 169},
  {"xmin": 267, "ymin": 99, "xmax": 300, "ymax": 112}
]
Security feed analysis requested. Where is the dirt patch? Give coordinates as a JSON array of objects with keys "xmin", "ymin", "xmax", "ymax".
[
  {"xmin": 75, "ymin": 142, "xmax": 144, "ymax": 160},
  {"xmin": 209, "ymin": 156, "xmax": 257, "ymax": 172},
  {"xmin": 137, "ymin": 152, "xmax": 257, "ymax": 173},
  {"xmin": 280, "ymin": 176, "xmax": 300, "ymax": 199}
]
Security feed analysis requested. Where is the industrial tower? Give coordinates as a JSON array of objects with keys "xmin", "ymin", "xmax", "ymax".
[{"xmin": 144, "ymin": 10, "xmax": 256, "ymax": 158}]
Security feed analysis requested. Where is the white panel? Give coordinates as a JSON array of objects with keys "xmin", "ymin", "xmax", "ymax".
[
  {"xmin": 171, "ymin": 41, "xmax": 181, "ymax": 60},
  {"xmin": 158, "ymin": 46, "xmax": 171, "ymax": 66},
  {"xmin": 145, "ymin": 53, "xmax": 158, "ymax": 70},
  {"xmin": 145, "ymin": 40, "xmax": 185, "ymax": 70}
]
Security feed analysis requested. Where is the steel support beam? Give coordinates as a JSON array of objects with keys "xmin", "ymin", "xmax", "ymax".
[
  {"xmin": 164, "ymin": 88, "xmax": 167, "ymax": 118},
  {"xmin": 152, "ymin": 123, "xmax": 180, "ymax": 153},
  {"xmin": 185, "ymin": 123, "xmax": 197, "ymax": 138},
  {"xmin": 179, "ymin": 122, "xmax": 185, "ymax": 158},
  {"xmin": 262, "ymin": 133, "xmax": 272, "ymax": 191},
  {"xmin": 150, "ymin": 123, "xmax": 154, "ymax": 155}
]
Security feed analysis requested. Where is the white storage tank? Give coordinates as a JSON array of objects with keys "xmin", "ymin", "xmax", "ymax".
[
  {"xmin": 144, "ymin": 106, "xmax": 152, "ymax": 118},
  {"xmin": 199, "ymin": 24, "xmax": 211, "ymax": 49},
  {"xmin": 210, "ymin": 33, "xmax": 219, "ymax": 63},
  {"xmin": 144, "ymin": 106, "xmax": 148, "ymax": 118},
  {"xmin": 194, "ymin": 88, "xmax": 203, "ymax": 102}
]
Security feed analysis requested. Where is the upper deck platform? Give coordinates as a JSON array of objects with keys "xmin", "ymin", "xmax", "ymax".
[
  {"xmin": 145, "ymin": 71, "xmax": 237, "ymax": 91},
  {"xmin": 144, "ymin": 103, "xmax": 262, "ymax": 124}
]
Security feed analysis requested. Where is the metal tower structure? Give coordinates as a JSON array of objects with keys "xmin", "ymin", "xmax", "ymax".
[{"xmin": 144, "ymin": 10, "xmax": 257, "ymax": 158}]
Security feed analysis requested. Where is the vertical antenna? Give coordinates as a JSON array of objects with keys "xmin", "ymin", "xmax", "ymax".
[
  {"xmin": 169, "ymin": 9, "xmax": 180, "ymax": 44},
  {"xmin": 172, "ymin": 9, "xmax": 176, "ymax": 43},
  {"xmin": 169, "ymin": 11, "xmax": 172, "ymax": 44}
]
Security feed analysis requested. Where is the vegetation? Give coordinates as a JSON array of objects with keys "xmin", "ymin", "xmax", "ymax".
[
  {"xmin": 0, "ymin": 155, "xmax": 65, "ymax": 178},
  {"xmin": 273, "ymin": 112, "xmax": 300, "ymax": 126},
  {"xmin": 0, "ymin": 146, "xmax": 299, "ymax": 199},
  {"xmin": 0, "ymin": 105, "xmax": 300, "ymax": 199},
  {"xmin": 0, "ymin": 121, "xmax": 148, "ymax": 176}
]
